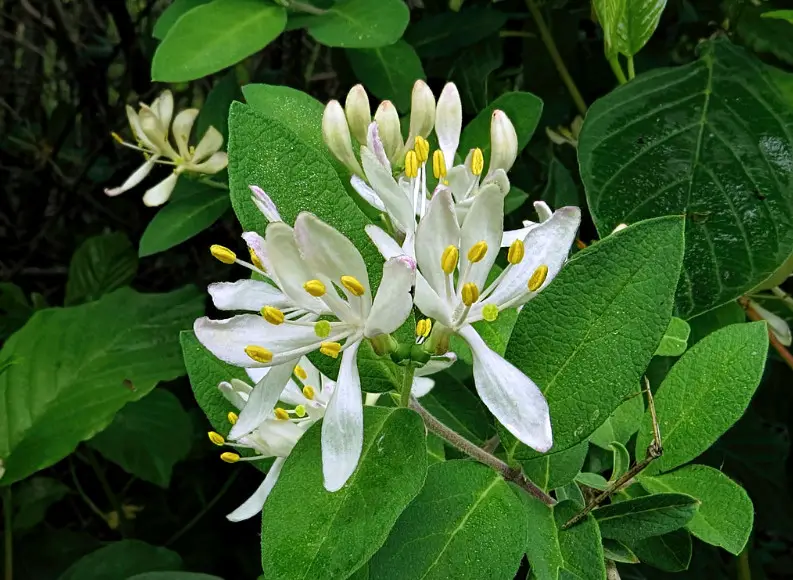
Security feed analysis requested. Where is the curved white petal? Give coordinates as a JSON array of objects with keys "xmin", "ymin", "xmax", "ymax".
[
  {"xmin": 361, "ymin": 146, "xmax": 414, "ymax": 233},
  {"xmin": 219, "ymin": 379, "xmax": 252, "ymax": 410},
  {"xmin": 152, "ymin": 90, "xmax": 174, "ymax": 129},
  {"xmin": 501, "ymin": 226, "xmax": 535, "ymax": 247},
  {"xmin": 249, "ymin": 186, "xmax": 283, "ymax": 222},
  {"xmin": 446, "ymin": 163, "xmax": 477, "ymax": 204},
  {"xmin": 172, "ymin": 108, "xmax": 199, "ymax": 158},
  {"xmin": 190, "ymin": 151, "xmax": 228, "ymax": 174},
  {"xmin": 415, "ymin": 352, "xmax": 457, "ymax": 377},
  {"xmin": 366, "ymin": 122, "xmax": 391, "ymax": 171},
  {"xmin": 126, "ymin": 106, "xmax": 156, "ymax": 151},
  {"xmin": 435, "ymin": 83, "xmax": 462, "ymax": 171},
  {"xmin": 415, "ymin": 274, "xmax": 454, "ymax": 327},
  {"xmin": 231, "ymin": 361, "xmax": 297, "ymax": 438},
  {"xmin": 142, "ymin": 172, "xmax": 178, "ymax": 207},
  {"xmin": 245, "ymin": 370, "xmax": 306, "ymax": 408},
  {"xmin": 458, "ymin": 325, "xmax": 552, "ymax": 452},
  {"xmin": 226, "ymin": 457, "xmax": 286, "ymax": 522},
  {"xmin": 322, "ymin": 340, "xmax": 363, "ymax": 492},
  {"xmin": 105, "ymin": 156, "xmax": 158, "ymax": 196},
  {"xmin": 415, "ymin": 189, "xmax": 460, "ymax": 297},
  {"xmin": 208, "ymin": 279, "xmax": 290, "ymax": 312},
  {"xmin": 364, "ymin": 256, "xmax": 416, "ymax": 338},
  {"xmin": 458, "ymin": 181, "xmax": 507, "ymax": 290},
  {"xmin": 411, "ymin": 377, "xmax": 435, "ymax": 398},
  {"xmin": 534, "ymin": 201, "xmax": 553, "ymax": 222},
  {"xmin": 241, "ymin": 231, "xmax": 274, "ymax": 276},
  {"xmin": 365, "ymin": 224, "xmax": 403, "ymax": 260},
  {"xmin": 192, "ymin": 126, "xmax": 224, "ymax": 163},
  {"xmin": 351, "ymin": 175, "xmax": 387, "ymax": 213}
]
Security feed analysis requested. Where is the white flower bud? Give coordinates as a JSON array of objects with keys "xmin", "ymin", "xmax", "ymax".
[
  {"xmin": 345, "ymin": 84, "xmax": 371, "ymax": 146},
  {"xmin": 435, "ymin": 82, "xmax": 462, "ymax": 172},
  {"xmin": 750, "ymin": 299, "xmax": 792, "ymax": 346},
  {"xmin": 322, "ymin": 100, "xmax": 363, "ymax": 176},
  {"xmin": 408, "ymin": 80, "xmax": 436, "ymax": 140},
  {"xmin": 374, "ymin": 101, "xmax": 403, "ymax": 163},
  {"xmin": 487, "ymin": 110, "xmax": 518, "ymax": 178}
]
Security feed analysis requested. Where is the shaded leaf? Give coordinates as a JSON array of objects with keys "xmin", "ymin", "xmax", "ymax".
[
  {"xmin": 65, "ymin": 233, "xmax": 137, "ymax": 305},
  {"xmin": 594, "ymin": 493, "xmax": 699, "ymax": 542},
  {"xmin": 346, "ymin": 41, "xmax": 425, "ymax": 112},
  {"xmin": 306, "ymin": 0, "xmax": 409, "ymax": 48},
  {"xmin": 58, "ymin": 540, "xmax": 182, "ymax": 580}
]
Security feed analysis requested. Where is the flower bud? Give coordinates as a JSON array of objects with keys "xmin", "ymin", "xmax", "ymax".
[
  {"xmin": 322, "ymin": 100, "xmax": 363, "ymax": 176},
  {"xmin": 408, "ymin": 80, "xmax": 436, "ymax": 140},
  {"xmin": 487, "ymin": 110, "xmax": 518, "ymax": 177},
  {"xmin": 435, "ymin": 83, "xmax": 462, "ymax": 172},
  {"xmin": 345, "ymin": 84, "xmax": 371, "ymax": 145},
  {"xmin": 374, "ymin": 100, "xmax": 403, "ymax": 162}
]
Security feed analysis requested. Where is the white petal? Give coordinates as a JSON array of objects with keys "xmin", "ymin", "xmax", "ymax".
[
  {"xmin": 365, "ymin": 224, "xmax": 403, "ymax": 260},
  {"xmin": 415, "ymin": 352, "xmax": 457, "ymax": 377},
  {"xmin": 219, "ymin": 379, "xmax": 251, "ymax": 410},
  {"xmin": 190, "ymin": 151, "xmax": 228, "ymax": 174},
  {"xmin": 142, "ymin": 172, "xmax": 178, "ymax": 206},
  {"xmin": 172, "ymin": 108, "xmax": 199, "ymax": 158},
  {"xmin": 750, "ymin": 300, "xmax": 792, "ymax": 346},
  {"xmin": 501, "ymin": 226, "xmax": 534, "ymax": 247},
  {"xmin": 226, "ymin": 457, "xmax": 286, "ymax": 522},
  {"xmin": 139, "ymin": 106, "xmax": 176, "ymax": 157},
  {"xmin": 152, "ymin": 89, "xmax": 174, "ymax": 128},
  {"xmin": 249, "ymin": 186, "xmax": 283, "ymax": 222},
  {"xmin": 105, "ymin": 156, "xmax": 157, "ymax": 196},
  {"xmin": 126, "ymin": 106, "xmax": 157, "ymax": 151},
  {"xmin": 361, "ymin": 145, "xmax": 414, "ymax": 233},
  {"xmin": 351, "ymin": 175, "xmax": 387, "ymax": 212},
  {"xmin": 446, "ymin": 163, "xmax": 477, "ymax": 203},
  {"xmin": 208, "ymin": 279, "xmax": 291, "ymax": 312},
  {"xmin": 322, "ymin": 340, "xmax": 363, "ymax": 492},
  {"xmin": 415, "ymin": 273, "xmax": 454, "ymax": 327},
  {"xmin": 364, "ymin": 256, "xmax": 416, "ymax": 338},
  {"xmin": 231, "ymin": 361, "xmax": 297, "ymax": 438},
  {"xmin": 366, "ymin": 122, "xmax": 391, "ymax": 171},
  {"xmin": 192, "ymin": 126, "xmax": 224, "ymax": 163},
  {"xmin": 487, "ymin": 110, "xmax": 518, "ymax": 179},
  {"xmin": 323, "ymin": 100, "xmax": 363, "ymax": 176},
  {"xmin": 242, "ymin": 231, "xmax": 275, "ymax": 276},
  {"xmin": 374, "ymin": 101, "xmax": 403, "ymax": 163},
  {"xmin": 415, "ymin": 189, "xmax": 460, "ymax": 297},
  {"xmin": 404, "ymin": 80, "xmax": 436, "ymax": 150},
  {"xmin": 345, "ymin": 84, "xmax": 371, "ymax": 145},
  {"xmin": 534, "ymin": 201, "xmax": 553, "ymax": 222},
  {"xmin": 435, "ymin": 83, "xmax": 462, "ymax": 171},
  {"xmin": 458, "ymin": 324, "xmax": 552, "ymax": 452},
  {"xmin": 459, "ymin": 181, "xmax": 507, "ymax": 290},
  {"xmin": 411, "ymin": 377, "xmax": 435, "ymax": 398}
]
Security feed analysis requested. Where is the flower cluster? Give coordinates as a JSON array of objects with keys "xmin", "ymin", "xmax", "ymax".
[{"xmin": 106, "ymin": 90, "xmax": 228, "ymax": 206}]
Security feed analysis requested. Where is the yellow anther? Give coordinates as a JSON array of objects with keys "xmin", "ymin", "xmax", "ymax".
[
  {"xmin": 314, "ymin": 320, "xmax": 331, "ymax": 338},
  {"xmin": 405, "ymin": 150, "xmax": 419, "ymax": 178},
  {"xmin": 210, "ymin": 244, "xmax": 236, "ymax": 265},
  {"xmin": 261, "ymin": 306, "xmax": 285, "ymax": 325},
  {"xmin": 248, "ymin": 247, "xmax": 264, "ymax": 271},
  {"xmin": 227, "ymin": 411, "xmax": 238, "ymax": 425},
  {"xmin": 302, "ymin": 385, "xmax": 316, "ymax": 400},
  {"xmin": 274, "ymin": 407, "xmax": 290, "ymax": 421},
  {"xmin": 208, "ymin": 431, "xmax": 225, "ymax": 446},
  {"xmin": 508, "ymin": 239, "xmax": 525, "ymax": 265},
  {"xmin": 304, "ymin": 279, "xmax": 326, "ymax": 297},
  {"xmin": 471, "ymin": 148, "xmax": 484, "ymax": 176},
  {"xmin": 110, "ymin": 131, "xmax": 125, "ymax": 144},
  {"xmin": 482, "ymin": 304, "xmax": 499, "ymax": 322},
  {"xmin": 341, "ymin": 275, "xmax": 366, "ymax": 297},
  {"xmin": 220, "ymin": 452, "xmax": 240, "ymax": 463},
  {"xmin": 416, "ymin": 318, "xmax": 432, "ymax": 338},
  {"xmin": 432, "ymin": 150, "xmax": 447, "ymax": 179},
  {"xmin": 295, "ymin": 365, "xmax": 308, "ymax": 380},
  {"xmin": 467, "ymin": 241, "xmax": 488, "ymax": 263},
  {"xmin": 528, "ymin": 264, "xmax": 549, "ymax": 292},
  {"xmin": 320, "ymin": 342, "xmax": 342, "ymax": 358},
  {"xmin": 244, "ymin": 345, "xmax": 273, "ymax": 363},
  {"xmin": 295, "ymin": 405, "xmax": 307, "ymax": 418},
  {"xmin": 461, "ymin": 282, "xmax": 480, "ymax": 306},
  {"xmin": 441, "ymin": 245, "xmax": 459, "ymax": 275},
  {"xmin": 414, "ymin": 136, "xmax": 430, "ymax": 163}
]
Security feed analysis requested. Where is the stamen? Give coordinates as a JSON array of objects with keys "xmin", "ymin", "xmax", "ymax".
[
  {"xmin": 244, "ymin": 345, "xmax": 273, "ymax": 363},
  {"xmin": 314, "ymin": 320, "xmax": 331, "ymax": 337},
  {"xmin": 110, "ymin": 131, "xmax": 125, "ymax": 144},
  {"xmin": 261, "ymin": 306, "xmax": 285, "ymax": 325},
  {"xmin": 341, "ymin": 275, "xmax": 366, "ymax": 297},
  {"xmin": 320, "ymin": 342, "xmax": 342, "ymax": 358},
  {"xmin": 414, "ymin": 136, "xmax": 430, "ymax": 163},
  {"xmin": 482, "ymin": 304, "xmax": 499, "ymax": 322},
  {"xmin": 302, "ymin": 385, "xmax": 316, "ymax": 400},
  {"xmin": 210, "ymin": 244, "xmax": 236, "ymax": 265},
  {"xmin": 405, "ymin": 150, "xmax": 419, "ymax": 178},
  {"xmin": 528, "ymin": 264, "xmax": 549, "ymax": 292},
  {"xmin": 507, "ymin": 240, "xmax": 525, "ymax": 265},
  {"xmin": 248, "ymin": 247, "xmax": 265, "ymax": 271},
  {"xmin": 208, "ymin": 431, "xmax": 225, "ymax": 446},
  {"xmin": 227, "ymin": 411, "xmax": 238, "ymax": 425},
  {"xmin": 295, "ymin": 405, "xmax": 307, "ymax": 418},
  {"xmin": 304, "ymin": 279, "xmax": 326, "ymax": 297},
  {"xmin": 471, "ymin": 148, "xmax": 484, "ymax": 176},
  {"xmin": 461, "ymin": 282, "xmax": 480, "ymax": 306},
  {"xmin": 441, "ymin": 245, "xmax": 460, "ymax": 274},
  {"xmin": 220, "ymin": 452, "xmax": 240, "ymax": 463},
  {"xmin": 416, "ymin": 318, "xmax": 432, "ymax": 338},
  {"xmin": 274, "ymin": 407, "xmax": 290, "ymax": 421},
  {"xmin": 467, "ymin": 241, "xmax": 488, "ymax": 263},
  {"xmin": 432, "ymin": 150, "xmax": 447, "ymax": 179},
  {"xmin": 295, "ymin": 365, "xmax": 308, "ymax": 380}
]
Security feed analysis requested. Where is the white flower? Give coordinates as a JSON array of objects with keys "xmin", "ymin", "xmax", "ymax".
[
  {"xmin": 106, "ymin": 89, "xmax": 228, "ymax": 206},
  {"xmin": 749, "ymin": 299, "xmax": 792, "ymax": 346},
  {"xmin": 366, "ymin": 185, "xmax": 581, "ymax": 452},
  {"xmin": 195, "ymin": 194, "xmax": 416, "ymax": 492}
]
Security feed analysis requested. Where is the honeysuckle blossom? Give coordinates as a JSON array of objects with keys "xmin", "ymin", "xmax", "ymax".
[
  {"xmin": 106, "ymin": 89, "xmax": 228, "ymax": 206},
  {"xmin": 748, "ymin": 299, "xmax": 792, "ymax": 346},
  {"xmin": 366, "ymin": 183, "xmax": 581, "ymax": 452},
  {"xmin": 195, "ymin": 198, "xmax": 416, "ymax": 492}
]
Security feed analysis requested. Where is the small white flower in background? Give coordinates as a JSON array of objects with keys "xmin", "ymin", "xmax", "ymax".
[
  {"xmin": 546, "ymin": 115, "xmax": 583, "ymax": 149},
  {"xmin": 366, "ymin": 183, "xmax": 581, "ymax": 452},
  {"xmin": 749, "ymin": 299, "xmax": 792, "ymax": 346},
  {"xmin": 106, "ymin": 89, "xmax": 228, "ymax": 206}
]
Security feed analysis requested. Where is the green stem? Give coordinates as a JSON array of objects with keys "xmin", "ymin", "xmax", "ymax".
[
  {"xmin": 737, "ymin": 544, "xmax": 751, "ymax": 580},
  {"xmin": 609, "ymin": 57, "xmax": 628, "ymax": 85},
  {"xmin": 3, "ymin": 487, "xmax": 11, "ymax": 580},
  {"xmin": 627, "ymin": 56, "xmax": 636, "ymax": 80},
  {"xmin": 400, "ymin": 365, "xmax": 415, "ymax": 408},
  {"xmin": 85, "ymin": 449, "xmax": 130, "ymax": 537},
  {"xmin": 524, "ymin": 0, "xmax": 587, "ymax": 115},
  {"xmin": 289, "ymin": 0, "xmax": 327, "ymax": 15}
]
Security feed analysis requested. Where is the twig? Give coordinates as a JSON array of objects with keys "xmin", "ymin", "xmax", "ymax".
[
  {"xmin": 741, "ymin": 298, "xmax": 793, "ymax": 371},
  {"xmin": 83, "ymin": 449, "xmax": 130, "ymax": 537},
  {"xmin": 165, "ymin": 471, "xmax": 240, "ymax": 546},
  {"xmin": 3, "ymin": 487, "xmax": 11, "ymax": 580},
  {"xmin": 563, "ymin": 378, "xmax": 662, "ymax": 528},
  {"xmin": 69, "ymin": 458, "xmax": 107, "ymax": 522},
  {"xmin": 410, "ymin": 397, "xmax": 555, "ymax": 506}
]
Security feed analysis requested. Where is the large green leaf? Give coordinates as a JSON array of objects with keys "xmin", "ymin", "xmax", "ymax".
[
  {"xmin": 419, "ymin": 374, "xmax": 493, "ymax": 445},
  {"xmin": 588, "ymin": 394, "xmax": 644, "ymax": 450},
  {"xmin": 0, "ymin": 287, "xmax": 203, "ymax": 485},
  {"xmin": 151, "ymin": 0, "xmax": 286, "ymax": 82},
  {"xmin": 58, "ymin": 540, "xmax": 182, "ymax": 580},
  {"xmin": 505, "ymin": 217, "xmax": 684, "ymax": 456},
  {"xmin": 195, "ymin": 70, "xmax": 242, "ymax": 142},
  {"xmin": 636, "ymin": 321, "xmax": 768, "ymax": 474},
  {"xmin": 519, "ymin": 440, "xmax": 589, "ymax": 492},
  {"xmin": 370, "ymin": 461, "xmax": 527, "ymax": 580},
  {"xmin": 11, "ymin": 476, "xmax": 70, "ymax": 531},
  {"xmin": 593, "ymin": 493, "xmax": 699, "ymax": 542},
  {"xmin": 628, "ymin": 529, "xmax": 692, "ymax": 572},
  {"xmin": 594, "ymin": 0, "xmax": 667, "ymax": 57},
  {"xmin": 640, "ymin": 464, "xmax": 753, "ymax": 555},
  {"xmin": 260, "ymin": 407, "xmax": 427, "ymax": 580},
  {"xmin": 65, "ymin": 232, "xmax": 137, "ymax": 305},
  {"xmin": 152, "ymin": 0, "xmax": 212, "ymax": 40},
  {"xmin": 346, "ymin": 41, "xmax": 425, "ymax": 112},
  {"xmin": 0, "ymin": 283, "xmax": 35, "ymax": 340},
  {"xmin": 405, "ymin": 6, "xmax": 508, "ymax": 58},
  {"xmin": 305, "ymin": 0, "xmax": 409, "ymax": 48},
  {"xmin": 579, "ymin": 38, "xmax": 793, "ymax": 318},
  {"xmin": 87, "ymin": 389, "xmax": 193, "ymax": 488}
]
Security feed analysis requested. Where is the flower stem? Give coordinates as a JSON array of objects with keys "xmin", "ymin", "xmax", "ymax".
[
  {"xmin": 609, "ymin": 57, "xmax": 628, "ymax": 85},
  {"xmin": 85, "ymin": 449, "xmax": 130, "ymax": 537},
  {"xmin": 409, "ymin": 397, "xmax": 555, "ymax": 506},
  {"xmin": 400, "ymin": 365, "xmax": 415, "ymax": 408},
  {"xmin": 737, "ymin": 544, "xmax": 752, "ymax": 580},
  {"xmin": 524, "ymin": 0, "xmax": 587, "ymax": 116},
  {"xmin": 3, "ymin": 486, "xmax": 12, "ymax": 580},
  {"xmin": 627, "ymin": 56, "xmax": 636, "ymax": 80}
]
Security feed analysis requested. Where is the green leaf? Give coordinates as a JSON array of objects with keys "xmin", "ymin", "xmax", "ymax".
[
  {"xmin": 595, "ymin": 0, "xmax": 667, "ymax": 57},
  {"xmin": 152, "ymin": 0, "xmax": 286, "ymax": 82},
  {"xmin": 609, "ymin": 442, "xmax": 631, "ymax": 482},
  {"xmin": 505, "ymin": 217, "xmax": 684, "ymax": 455},
  {"xmin": 305, "ymin": 0, "xmax": 409, "ymax": 48},
  {"xmin": 260, "ymin": 407, "xmax": 427, "ymax": 580},
  {"xmin": 0, "ymin": 287, "xmax": 203, "ymax": 485},
  {"xmin": 12, "ymin": 476, "xmax": 70, "ymax": 531},
  {"xmin": 405, "ymin": 6, "xmax": 507, "ymax": 58},
  {"xmin": 128, "ymin": 574, "xmax": 222, "ymax": 580},
  {"xmin": 419, "ymin": 374, "xmax": 492, "ymax": 445},
  {"xmin": 733, "ymin": 2, "xmax": 793, "ymax": 66},
  {"xmin": 579, "ymin": 38, "xmax": 793, "ymax": 318},
  {"xmin": 639, "ymin": 464, "xmax": 753, "ymax": 555},
  {"xmin": 504, "ymin": 186, "xmax": 529, "ymax": 215},
  {"xmin": 519, "ymin": 440, "xmax": 589, "ymax": 492},
  {"xmin": 87, "ymin": 389, "xmax": 193, "ymax": 488},
  {"xmin": 0, "ymin": 283, "xmax": 34, "ymax": 340},
  {"xmin": 763, "ymin": 9, "xmax": 793, "ymax": 23},
  {"xmin": 370, "ymin": 461, "xmax": 527, "ymax": 580},
  {"xmin": 687, "ymin": 300, "xmax": 745, "ymax": 346},
  {"xmin": 627, "ymin": 529, "xmax": 692, "ymax": 572},
  {"xmin": 521, "ymin": 496, "xmax": 607, "ymax": 580},
  {"xmin": 58, "ymin": 540, "xmax": 182, "ymax": 580},
  {"xmin": 65, "ymin": 232, "xmax": 137, "ymax": 305},
  {"xmin": 427, "ymin": 433, "xmax": 445, "ymax": 464},
  {"xmin": 654, "ymin": 317, "xmax": 691, "ymax": 357},
  {"xmin": 346, "ymin": 41, "xmax": 425, "ymax": 112},
  {"xmin": 448, "ymin": 39, "xmax": 503, "ymax": 114},
  {"xmin": 592, "ymin": 0, "xmax": 627, "ymax": 59},
  {"xmin": 152, "ymin": 0, "xmax": 212, "ymax": 40},
  {"xmin": 554, "ymin": 482, "xmax": 585, "ymax": 505},
  {"xmin": 195, "ymin": 70, "xmax": 242, "ymax": 142},
  {"xmin": 636, "ymin": 321, "xmax": 768, "ymax": 474},
  {"xmin": 542, "ymin": 157, "xmax": 580, "ymax": 209},
  {"xmin": 589, "ymin": 394, "xmax": 644, "ymax": 450},
  {"xmin": 593, "ymin": 493, "xmax": 699, "ymax": 542},
  {"xmin": 139, "ymin": 181, "xmax": 230, "ymax": 257},
  {"xmin": 602, "ymin": 539, "xmax": 639, "ymax": 564},
  {"xmin": 458, "ymin": 92, "xmax": 543, "ymax": 169},
  {"xmin": 575, "ymin": 472, "xmax": 609, "ymax": 491}
]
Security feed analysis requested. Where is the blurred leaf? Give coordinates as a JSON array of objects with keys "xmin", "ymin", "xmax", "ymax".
[
  {"xmin": 448, "ymin": 39, "xmax": 504, "ymax": 114},
  {"xmin": 195, "ymin": 71, "xmax": 242, "ymax": 142},
  {"xmin": 654, "ymin": 317, "xmax": 690, "ymax": 357},
  {"xmin": 152, "ymin": 0, "xmax": 212, "ymax": 40},
  {"xmin": 762, "ymin": 9, "xmax": 793, "ymax": 23},
  {"xmin": 65, "ymin": 232, "xmax": 137, "ymax": 305},
  {"xmin": 686, "ymin": 300, "xmax": 745, "ymax": 346},
  {"xmin": 305, "ymin": 0, "xmax": 409, "ymax": 48},
  {"xmin": 12, "ymin": 529, "xmax": 100, "ymax": 580},
  {"xmin": 594, "ymin": 493, "xmax": 699, "ymax": 542},
  {"xmin": 519, "ymin": 440, "xmax": 589, "ymax": 491},
  {"xmin": 418, "ymin": 373, "xmax": 493, "ymax": 445},
  {"xmin": 152, "ymin": 0, "xmax": 286, "ymax": 82},
  {"xmin": 405, "ymin": 6, "xmax": 507, "ymax": 58},
  {"xmin": 0, "ymin": 287, "xmax": 203, "ymax": 485},
  {"xmin": 589, "ymin": 394, "xmax": 644, "ymax": 450},
  {"xmin": 0, "ymin": 283, "xmax": 34, "ymax": 340},
  {"xmin": 12, "ymin": 476, "xmax": 69, "ymax": 531},
  {"xmin": 628, "ymin": 529, "xmax": 692, "ymax": 572},
  {"xmin": 542, "ymin": 157, "xmax": 580, "ymax": 209},
  {"xmin": 603, "ymin": 539, "xmax": 640, "ymax": 564},
  {"xmin": 504, "ymin": 186, "xmax": 528, "ymax": 215},
  {"xmin": 58, "ymin": 540, "xmax": 182, "ymax": 580},
  {"xmin": 128, "ymin": 574, "xmax": 222, "ymax": 580},
  {"xmin": 733, "ymin": 1, "xmax": 793, "ymax": 65},
  {"xmin": 346, "ymin": 41, "xmax": 425, "ymax": 112}
]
